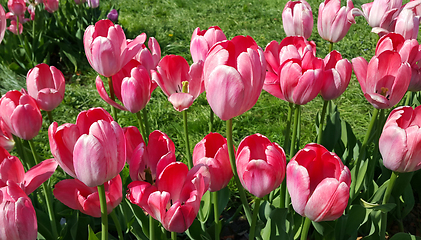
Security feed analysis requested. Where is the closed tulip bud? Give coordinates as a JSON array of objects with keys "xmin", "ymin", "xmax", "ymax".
[
  {"xmin": 7, "ymin": 0, "xmax": 26, "ymax": 16},
  {"xmin": 0, "ymin": 5, "xmax": 6, "ymax": 44},
  {"xmin": 190, "ymin": 26, "xmax": 227, "ymax": 63},
  {"xmin": 282, "ymin": 0, "xmax": 313, "ymax": 39},
  {"xmin": 394, "ymin": 7, "xmax": 420, "ymax": 40},
  {"xmin": 107, "ymin": 9, "xmax": 118, "ymax": 22},
  {"xmin": 132, "ymin": 36, "xmax": 161, "ymax": 77},
  {"xmin": 287, "ymin": 143, "xmax": 351, "ymax": 222},
  {"xmin": 320, "ymin": 50, "xmax": 352, "ymax": 100},
  {"xmin": 87, "ymin": 0, "xmax": 99, "ymax": 8},
  {"xmin": 43, "ymin": 0, "xmax": 59, "ymax": 13}
]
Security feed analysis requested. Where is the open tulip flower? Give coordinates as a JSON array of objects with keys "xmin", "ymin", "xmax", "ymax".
[
  {"xmin": 287, "ymin": 143, "xmax": 351, "ymax": 222},
  {"xmin": 48, "ymin": 107, "xmax": 126, "ymax": 187},
  {"xmin": 84, "ymin": 19, "xmax": 144, "ymax": 77},
  {"xmin": 320, "ymin": 50, "xmax": 352, "ymax": 101},
  {"xmin": 393, "ymin": 2, "xmax": 421, "ymax": 40},
  {"xmin": 152, "ymin": 55, "xmax": 204, "ymax": 112},
  {"xmin": 190, "ymin": 26, "xmax": 227, "ymax": 63},
  {"xmin": 203, "ymin": 35, "xmax": 266, "ymax": 120},
  {"xmin": 0, "ymin": 90, "xmax": 42, "ymax": 140},
  {"xmin": 43, "ymin": 0, "xmax": 59, "ymax": 13},
  {"xmin": 282, "ymin": 0, "xmax": 314, "ymax": 39},
  {"xmin": 0, "ymin": 181, "xmax": 37, "ymax": 240},
  {"xmin": 379, "ymin": 106, "xmax": 421, "ymax": 172},
  {"xmin": 7, "ymin": 0, "xmax": 26, "ymax": 16},
  {"xmin": 26, "ymin": 63, "xmax": 66, "ymax": 112},
  {"xmin": 53, "ymin": 175, "xmax": 122, "ymax": 218},
  {"xmin": 127, "ymin": 162, "xmax": 210, "ymax": 233},
  {"xmin": 235, "ymin": 134, "xmax": 286, "ymax": 198},
  {"xmin": 263, "ymin": 36, "xmax": 324, "ymax": 105},
  {"xmin": 317, "ymin": 0, "xmax": 356, "ymax": 43},
  {"xmin": 0, "ymin": 117, "xmax": 14, "ymax": 152},
  {"xmin": 353, "ymin": 50, "xmax": 411, "ymax": 109}
]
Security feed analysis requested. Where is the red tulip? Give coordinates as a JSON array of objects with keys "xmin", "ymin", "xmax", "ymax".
[
  {"xmin": 48, "ymin": 107, "xmax": 126, "ymax": 187},
  {"xmin": 203, "ymin": 35, "xmax": 266, "ymax": 120},
  {"xmin": 0, "ymin": 90, "xmax": 42, "ymax": 140},
  {"xmin": 26, "ymin": 63, "xmax": 66, "ymax": 111},
  {"xmin": 282, "ymin": 0, "xmax": 314, "ymax": 39},
  {"xmin": 193, "ymin": 132, "xmax": 232, "ymax": 192},
  {"xmin": 190, "ymin": 26, "xmax": 227, "ymax": 63},
  {"xmin": 235, "ymin": 134, "xmax": 286, "ymax": 198},
  {"xmin": 287, "ymin": 143, "xmax": 351, "ymax": 222},
  {"xmin": 0, "ymin": 117, "xmax": 14, "ymax": 152},
  {"xmin": 53, "ymin": 175, "xmax": 122, "ymax": 218},
  {"xmin": 320, "ymin": 50, "xmax": 352, "ymax": 100}
]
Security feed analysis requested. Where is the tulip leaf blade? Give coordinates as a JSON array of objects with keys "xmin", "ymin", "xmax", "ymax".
[
  {"xmin": 197, "ymin": 190, "xmax": 211, "ymax": 223},
  {"xmin": 359, "ymin": 198, "xmax": 396, "ymax": 213},
  {"xmin": 217, "ymin": 187, "xmax": 230, "ymax": 217},
  {"xmin": 185, "ymin": 219, "xmax": 212, "ymax": 240},
  {"xmin": 260, "ymin": 208, "xmax": 288, "ymax": 240},
  {"xmin": 334, "ymin": 204, "xmax": 367, "ymax": 240},
  {"xmin": 389, "ymin": 232, "xmax": 421, "ymax": 240},
  {"xmin": 88, "ymin": 225, "xmax": 99, "ymax": 240}
]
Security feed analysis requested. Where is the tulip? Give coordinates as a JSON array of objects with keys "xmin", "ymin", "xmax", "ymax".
[
  {"xmin": 0, "ymin": 5, "xmax": 6, "ymax": 44},
  {"xmin": 53, "ymin": 175, "xmax": 122, "ymax": 218},
  {"xmin": 263, "ymin": 36, "xmax": 324, "ymax": 105},
  {"xmin": 152, "ymin": 55, "xmax": 204, "ymax": 111},
  {"xmin": 203, "ymin": 35, "xmax": 266, "ymax": 120},
  {"xmin": 123, "ymin": 126, "xmax": 145, "ymax": 165},
  {"xmin": 190, "ymin": 26, "xmax": 227, "ymax": 63},
  {"xmin": 317, "ymin": 0, "xmax": 356, "ymax": 43},
  {"xmin": 352, "ymin": 50, "xmax": 411, "ymax": 109},
  {"xmin": 43, "ymin": 0, "xmax": 59, "ymax": 13},
  {"xmin": 394, "ymin": 6, "xmax": 420, "ymax": 40},
  {"xmin": 107, "ymin": 9, "xmax": 118, "ymax": 22},
  {"xmin": 193, "ymin": 132, "xmax": 232, "ymax": 192},
  {"xmin": 0, "ymin": 118, "xmax": 14, "ymax": 152},
  {"xmin": 127, "ymin": 162, "xmax": 209, "ymax": 233},
  {"xmin": 282, "ymin": 0, "xmax": 313, "ymax": 39},
  {"xmin": 320, "ymin": 50, "xmax": 352, "ymax": 100},
  {"xmin": 7, "ymin": 0, "xmax": 26, "ymax": 16},
  {"xmin": 0, "ymin": 90, "xmax": 42, "ymax": 140},
  {"xmin": 48, "ymin": 107, "xmax": 126, "ymax": 187},
  {"xmin": 287, "ymin": 143, "xmax": 351, "ymax": 222},
  {"xmin": 27, "ymin": 4, "xmax": 35, "ymax": 20},
  {"xmin": 132, "ymin": 36, "xmax": 161, "ymax": 77},
  {"xmin": 0, "ymin": 181, "xmax": 37, "ymax": 240},
  {"xmin": 84, "ymin": 19, "xmax": 143, "ymax": 77},
  {"xmin": 87, "ymin": 0, "xmax": 99, "ymax": 8},
  {"xmin": 7, "ymin": 20, "xmax": 22, "ymax": 35},
  {"xmin": 26, "ymin": 63, "xmax": 66, "ymax": 112},
  {"xmin": 235, "ymin": 134, "xmax": 286, "ymax": 198},
  {"xmin": 74, "ymin": 0, "xmax": 86, "ymax": 4},
  {"xmin": 379, "ymin": 106, "xmax": 421, "ymax": 172}
]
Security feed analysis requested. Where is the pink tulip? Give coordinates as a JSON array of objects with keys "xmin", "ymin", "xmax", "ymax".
[
  {"xmin": 394, "ymin": 6, "xmax": 420, "ymax": 40},
  {"xmin": 96, "ymin": 61, "xmax": 153, "ymax": 113},
  {"xmin": 282, "ymin": 0, "xmax": 314, "ymax": 39},
  {"xmin": 0, "ymin": 156, "xmax": 57, "ymax": 195},
  {"xmin": 83, "ymin": 19, "xmax": 143, "ymax": 77},
  {"xmin": 152, "ymin": 55, "xmax": 204, "ymax": 111},
  {"xmin": 320, "ymin": 50, "xmax": 352, "ymax": 100},
  {"xmin": 379, "ymin": 106, "xmax": 421, "ymax": 172},
  {"xmin": 53, "ymin": 175, "xmax": 122, "ymax": 218},
  {"xmin": 0, "ymin": 5, "xmax": 6, "ymax": 44},
  {"xmin": 0, "ymin": 90, "xmax": 42, "ymax": 140},
  {"xmin": 193, "ymin": 132, "xmax": 232, "ymax": 192},
  {"xmin": 48, "ymin": 107, "xmax": 126, "ymax": 187},
  {"xmin": 127, "ymin": 162, "xmax": 209, "ymax": 233},
  {"xmin": 7, "ymin": 0, "xmax": 26, "ymax": 16},
  {"xmin": 352, "ymin": 51, "xmax": 411, "ymax": 109},
  {"xmin": 203, "ymin": 35, "xmax": 266, "ymax": 120},
  {"xmin": 129, "ymin": 130, "xmax": 175, "ymax": 182},
  {"xmin": 132, "ymin": 36, "xmax": 161, "ymax": 76},
  {"xmin": 263, "ymin": 36, "xmax": 324, "ymax": 105},
  {"xmin": 0, "ymin": 181, "xmax": 37, "ymax": 240},
  {"xmin": 43, "ymin": 0, "xmax": 59, "ymax": 13},
  {"xmin": 123, "ymin": 126, "xmax": 145, "ymax": 165},
  {"xmin": 236, "ymin": 134, "xmax": 286, "ymax": 198},
  {"xmin": 287, "ymin": 143, "xmax": 351, "ymax": 222},
  {"xmin": 87, "ymin": 0, "xmax": 99, "ymax": 8},
  {"xmin": 7, "ymin": 20, "xmax": 22, "ymax": 35},
  {"xmin": 317, "ymin": 0, "xmax": 356, "ymax": 43},
  {"xmin": 27, "ymin": 4, "xmax": 35, "ymax": 20},
  {"xmin": 26, "ymin": 63, "xmax": 66, "ymax": 111},
  {"xmin": 0, "ymin": 117, "xmax": 14, "ymax": 152},
  {"xmin": 190, "ymin": 26, "xmax": 227, "ymax": 63}
]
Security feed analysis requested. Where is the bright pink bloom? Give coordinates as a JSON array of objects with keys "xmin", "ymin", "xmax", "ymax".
[
  {"xmin": 193, "ymin": 132, "xmax": 232, "ymax": 192},
  {"xmin": 7, "ymin": 0, "xmax": 26, "ymax": 16},
  {"xmin": 190, "ymin": 26, "xmax": 227, "ymax": 63},
  {"xmin": 26, "ymin": 63, "xmax": 66, "ymax": 111},
  {"xmin": 320, "ymin": 50, "xmax": 352, "ymax": 100},
  {"xmin": 83, "ymin": 19, "xmax": 143, "ymax": 77},
  {"xmin": 317, "ymin": 0, "xmax": 356, "ymax": 43},
  {"xmin": 48, "ymin": 107, "xmax": 126, "ymax": 187},
  {"xmin": 236, "ymin": 134, "xmax": 286, "ymax": 198},
  {"xmin": 129, "ymin": 130, "xmax": 175, "ymax": 182},
  {"xmin": 263, "ymin": 36, "xmax": 324, "ymax": 105},
  {"xmin": 27, "ymin": 4, "xmax": 35, "ymax": 20},
  {"xmin": 282, "ymin": 0, "xmax": 314, "ymax": 39},
  {"xmin": 132, "ymin": 35, "xmax": 161, "ymax": 77},
  {"xmin": 379, "ymin": 106, "xmax": 421, "ymax": 172},
  {"xmin": 152, "ymin": 55, "xmax": 204, "ymax": 111},
  {"xmin": 0, "ymin": 118, "xmax": 14, "ymax": 152},
  {"xmin": 43, "ymin": 0, "xmax": 59, "ymax": 13},
  {"xmin": 0, "ymin": 90, "xmax": 42, "ymax": 140},
  {"xmin": 7, "ymin": 20, "xmax": 22, "ymax": 35},
  {"xmin": 0, "ymin": 181, "xmax": 37, "ymax": 240},
  {"xmin": 123, "ymin": 126, "xmax": 145, "ymax": 165},
  {"xmin": 0, "ymin": 5, "xmax": 6, "ymax": 44},
  {"xmin": 287, "ymin": 143, "xmax": 351, "ymax": 222},
  {"xmin": 87, "ymin": 0, "xmax": 99, "ymax": 8},
  {"xmin": 53, "ymin": 175, "xmax": 122, "ymax": 218},
  {"xmin": 394, "ymin": 5, "xmax": 420, "ymax": 40},
  {"xmin": 352, "ymin": 51, "xmax": 411, "ymax": 109},
  {"xmin": 127, "ymin": 162, "xmax": 209, "ymax": 233},
  {"xmin": 203, "ymin": 35, "xmax": 266, "ymax": 120}
]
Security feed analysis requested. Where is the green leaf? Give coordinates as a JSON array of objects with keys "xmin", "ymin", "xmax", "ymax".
[
  {"xmin": 389, "ymin": 233, "xmax": 421, "ymax": 240},
  {"xmin": 61, "ymin": 49, "xmax": 78, "ymax": 72},
  {"xmin": 352, "ymin": 157, "xmax": 369, "ymax": 201},
  {"xmin": 185, "ymin": 219, "xmax": 212, "ymax": 240},
  {"xmin": 260, "ymin": 208, "xmax": 288, "ymax": 240},
  {"xmin": 125, "ymin": 199, "xmax": 149, "ymax": 238},
  {"xmin": 88, "ymin": 225, "xmax": 99, "ymax": 240},
  {"xmin": 400, "ymin": 184, "xmax": 415, "ymax": 218},
  {"xmin": 197, "ymin": 190, "xmax": 211, "ymax": 223},
  {"xmin": 335, "ymin": 205, "xmax": 367, "ymax": 240},
  {"xmin": 217, "ymin": 187, "xmax": 230, "ymax": 217},
  {"xmin": 360, "ymin": 198, "xmax": 396, "ymax": 213}
]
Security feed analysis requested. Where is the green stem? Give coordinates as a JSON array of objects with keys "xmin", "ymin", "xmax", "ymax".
[
  {"xmin": 213, "ymin": 191, "xmax": 221, "ymax": 240},
  {"xmin": 47, "ymin": 111, "xmax": 53, "ymax": 125},
  {"xmin": 209, "ymin": 107, "xmax": 214, "ymax": 133},
  {"xmin": 249, "ymin": 198, "xmax": 261, "ymax": 240},
  {"xmin": 107, "ymin": 77, "xmax": 118, "ymax": 122},
  {"xmin": 171, "ymin": 231, "xmax": 177, "ymax": 240},
  {"xmin": 380, "ymin": 171, "xmax": 399, "ymax": 239},
  {"xmin": 28, "ymin": 139, "xmax": 58, "ymax": 239},
  {"xmin": 329, "ymin": 41, "xmax": 333, "ymax": 53},
  {"xmin": 149, "ymin": 215, "xmax": 156, "ymax": 240},
  {"xmin": 279, "ymin": 179, "xmax": 286, "ymax": 209},
  {"xmin": 290, "ymin": 104, "xmax": 301, "ymax": 158},
  {"xmin": 300, "ymin": 217, "xmax": 312, "ymax": 240},
  {"xmin": 98, "ymin": 184, "xmax": 108, "ymax": 240},
  {"xmin": 182, "ymin": 109, "xmax": 192, "ymax": 169},
  {"xmin": 136, "ymin": 111, "xmax": 148, "ymax": 145},
  {"xmin": 317, "ymin": 100, "xmax": 329, "ymax": 145},
  {"xmin": 284, "ymin": 102, "xmax": 294, "ymax": 155},
  {"xmin": 142, "ymin": 108, "xmax": 150, "ymax": 141},
  {"xmin": 226, "ymin": 119, "xmax": 252, "ymax": 225},
  {"xmin": 396, "ymin": 198, "xmax": 405, "ymax": 232},
  {"xmin": 110, "ymin": 210, "xmax": 123, "ymax": 240},
  {"xmin": 12, "ymin": 135, "xmax": 30, "ymax": 170}
]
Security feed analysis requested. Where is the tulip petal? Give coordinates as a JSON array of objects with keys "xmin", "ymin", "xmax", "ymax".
[
  {"xmin": 95, "ymin": 76, "xmax": 128, "ymax": 111},
  {"xmin": 24, "ymin": 159, "xmax": 58, "ymax": 195}
]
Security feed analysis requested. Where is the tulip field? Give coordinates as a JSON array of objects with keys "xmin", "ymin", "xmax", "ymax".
[{"xmin": 2, "ymin": 0, "xmax": 421, "ymax": 239}]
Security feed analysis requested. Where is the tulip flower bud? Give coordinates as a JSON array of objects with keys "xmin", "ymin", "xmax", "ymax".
[
  {"xmin": 7, "ymin": 0, "xmax": 26, "ymax": 16},
  {"xmin": 320, "ymin": 50, "xmax": 352, "ymax": 100},
  {"xmin": 190, "ymin": 26, "xmax": 227, "ymax": 63},
  {"xmin": 107, "ymin": 9, "xmax": 118, "ymax": 22},
  {"xmin": 282, "ymin": 0, "xmax": 313, "ymax": 39},
  {"xmin": 43, "ymin": 0, "xmax": 59, "ymax": 13},
  {"xmin": 0, "ymin": 5, "xmax": 6, "ymax": 44}
]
